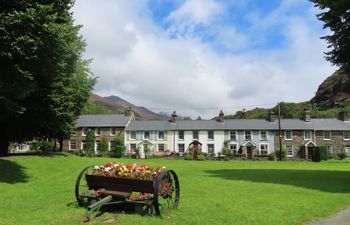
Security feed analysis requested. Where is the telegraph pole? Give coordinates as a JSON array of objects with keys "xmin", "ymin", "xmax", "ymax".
[{"xmin": 278, "ymin": 102, "xmax": 283, "ymax": 161}]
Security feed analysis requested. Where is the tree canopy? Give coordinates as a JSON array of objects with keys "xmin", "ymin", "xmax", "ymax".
[
  {"xmin": 310, "ymin": 0, "xmax": 350, "ymax": 72},
  {"xmin": 0, "ymin": 1, "xmax": 95, "ymax": 155}
]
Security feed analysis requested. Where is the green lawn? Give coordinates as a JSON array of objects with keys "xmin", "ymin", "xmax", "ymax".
[{"xmin": 1, "ymin": 154, "xmax": 350, "ymax": 225}]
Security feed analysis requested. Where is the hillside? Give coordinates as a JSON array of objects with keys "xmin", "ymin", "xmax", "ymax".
[
  {"xmin": 83, "ymin": 94, "xmax": 167, "ymax": 120},
  {"xmin": 227, "ymin": 69, "xmax": 350, "ymax": 119}
]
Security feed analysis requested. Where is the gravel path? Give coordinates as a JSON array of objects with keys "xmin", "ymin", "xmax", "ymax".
[{"xmin": 309, "ymin": 208, "xmax": 350, "ymax": 225}]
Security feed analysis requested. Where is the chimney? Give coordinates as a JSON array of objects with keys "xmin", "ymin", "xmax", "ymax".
[
  {"xmin": 170, "ymin": 111, "xmax": 177, "ymax": 123},
  {"xmin": 338, "ymin": 107, "xmax": 349, "ymax": 121},
  {"xmin": 217, "ymin": 110, "xmax": 224, "ymax": 123},
  {"xmin": 303, "ymin": 108, "xmax": 311, "ymax": 122},
  {"xmin": 267, "ymin": 110, "xmax": 276, "ymax": 122}
]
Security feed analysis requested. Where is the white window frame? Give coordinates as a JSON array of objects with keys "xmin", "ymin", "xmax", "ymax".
[
  {"xmin": 130, "ymin": 144, "xmax": 136, "ymax": 152},
  {"xmin": 95, "ymin": 128, "xmax": 101, "ymax": 136},
  {"xmin": 208, "ymin": 131, "xmax": 214, "ymax": 140},
  {"xmin": 130, "ymin": 131, "xmax": 136, "ymax": 140},
  {"xmin": 158, "ymin": 144, "xmax": 165, "ymax": 151},
  {"xmin": 207, "ymin": 144, "xmax": 215, "ymax": 154},
  {"xmin": 344, "ymin": 145, "xmax": 350, "ymax": 154},
  {"xmin": 244, "ymin": 130, "xmax": 251, "ymax": 141},
  {"xmin": 326, "ymin": 145, "xmax": 333, "ymax": 155},
  {"xmin": 284, "ymin": 130, "xmax": 293, "ymax": 140},
  {"xmin": 260, "ymin": 131, "xmax": 268, "ymax": 141},
  {"xmin": 109, "ymin": 141, "xmax": 116, "ymax": 151},
  {"xmin": 178, "ymin": 131, "xmax": 184, "ymax": 140},
  {"xmin": 110, "ymin": 128, "xmax": 116, "ymax": 136},
  {"xmin": 323, "ymin": 130, "xmax": 331, "ymax": 140},
  {"xmin": 229, "ymin": 143, "xmax": 238, "ymax": 154},
  {"xmin": 158, "ymin": 131, "xmax": 165, "ymax": 140},
  {"xmin": 81, "ymin": 141, "xmax": 86, "ymax": 150},
  {"xmin": 144, "ymin": 131, "xmax": 150, "ymax": 140},
  {"xmin": 230, "ymin": 131, "xmax": 236, "ymax": 140},
  {"xmin": 286, "ymin": 145, "xmax": 293, "ymax": 157},
  {"xmin": 82, "ymin": 128, "xmax": 88, "ymax": 136},
  {"xmin": 344, "ymin": 131, "xmax": 350, "ymax": 140},
  {"xmin": 178, "ymin": 144, "xmax": 185, "ymax": 153},
  {"xmin": 304, "ymin": 130, "xmax": 311, "ymax": 140},
  {"xmin": 259, "ymin": 143, "xmax": 268, "ymax": 155},
  {"xmin": 69, "ymin": 141, "xmax": 77, "ymax": 150},
  {"xmin": 95, "ymin": 141, "xmax": 101, "ymax": 151}
]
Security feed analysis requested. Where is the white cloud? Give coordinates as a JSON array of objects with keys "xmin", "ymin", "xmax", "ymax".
[{"xmin": 72, "ymin": 0, "xmax": 336, "ymax": 119}]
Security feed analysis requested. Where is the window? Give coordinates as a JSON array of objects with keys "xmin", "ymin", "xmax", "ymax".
[
  {"xmin": 344, "ymin": 131, "xmax": 350, "ymax": 140},
  {"xmin": 178, "ymin": 144, "xmax": 185, "ymax": 153},
  {"xmin": 244, "ymin": 131, "xmax": 251, "ymax": 140},
  {"xmin": 208, "ymin": 131, "xmax": 214, "ymax": 140},
  {"xmin": 144, "ymin": 131, "xmax": 150, "ymax": 140},
  {"xmin": 229, "ymin": 144, "xmax": 237, "ymax": 155},
  {"xmin": 345, "ymin": 145, "xmax": 350, "ymax": 154},
  {"xmin": 95, "ymin": 128, "xmax": 101, "ymax": 136},
  {"xmin": 130, "ymin": 144, "xmax": 136, "ymax": 152},
  {"xmin": 323, "ymin": 131, "xmax": 331, "ymax": 140},
  {"xmin": 95, "ymin": 141, "xmax": 101, "ymax": 151},
  {"xmin": 130, "ymin": 131, "xmax": 136, "ymax": 140},
  {"xmin": 158, "ymin": 144, "xmax": 165, "ymax": 151},
  {"xmin": 82, "ymin": 128, "xmax": 88, "ymax": 136},
  {"xmin": 286, "ymin": 145, "xmax": 293, "ymax": 157},
  {"xmin": 285, "ymin": 130, "xmax": 293, "ymax": 140},
  {"xmin": 260, "ymin": 131, "xmax": 268, "ymax": 141},
  {"xmin": 326, "ymin": 145, "xmax": 333, "ymax": 155},
  {"xmin": 158, "ymin": 131, "xmax": 164, "ymax": 140},
  {"xmin": 230, "ymin": 131, "xmax": 236, "ymax": 140},
  {"xmin": 81, "ymin": 141, "xmax": 87, "ymax": 150},
  {"xmin": 207, "ymin": 144, "xmax": 214, "ymax": 154},
  {"xmin": 193, "ymin": 131, "xmax": 199, "ymax": 139},
  {"xmin": 110, "ymin": 141, "xmax": 116, "ymax": 151},
  {"xmin": 110, "ymin": 128, "xmax": 116, "ymax": 136},
  {"xmin": 69, "ymin": 141, "xmax": 77, "ymax": 150},
  {"xmin": 260, "ymin": 144, "xmax": 268, "ymax": 155},
  {"xmin": 304, "ymin": 130, "xmax": 312, "ymax": 140},
  {"xmin": 178, "ymin": 131, "xmax": 184, "ymax": 140}
]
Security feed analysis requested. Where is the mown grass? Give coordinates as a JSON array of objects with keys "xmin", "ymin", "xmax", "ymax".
[{"xmin": 1, "ymin": 154, "xmax": 350, "ymax": 225}]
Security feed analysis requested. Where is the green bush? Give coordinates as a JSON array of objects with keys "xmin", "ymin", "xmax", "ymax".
[
  {"xmin": 99, "ymin": 136, "xmax": 109, "ymax": 154},
  {"xmin": 337, "ymin": 151, "xmax": 348, "ymax": 160},
  {"xmin": 115, "ymin": 146, "xmax": 125, "ymax": 158},
  {"xmin": 28, "ymin": 139, "xmax": 54, "ymax": 152},
  {"xmin": 275, "ymin": 148, "xmax": 287, "ymax": 161},
  {"xmin": 314, "ymin": 146, "xmax": 329, "ymax": 162}
]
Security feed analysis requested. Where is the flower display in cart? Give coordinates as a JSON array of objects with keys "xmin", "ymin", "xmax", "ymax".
[{"xmin": 91, "ymin": 162, "xmax": 165, "ymax": 181}]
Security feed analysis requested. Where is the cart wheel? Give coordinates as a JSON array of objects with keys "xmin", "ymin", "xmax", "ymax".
[
  {"xmin": 153, "ymin": 170, "xmax": 180, "ymax": 215},
  {"xmin": 75, "ymin": 165, "xmax": 95, "ymax": 206}
]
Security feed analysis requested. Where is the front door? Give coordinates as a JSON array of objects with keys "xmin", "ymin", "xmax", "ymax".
[
  {"xmin": 247, "ymin": 146, "xmax": 253, "ymax": 159},
  {"xmin": 307, "ymin": 147, "xmax": 314, "ymax": 161}
]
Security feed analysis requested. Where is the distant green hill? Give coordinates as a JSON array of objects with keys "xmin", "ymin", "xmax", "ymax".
[{"xmin": 227, "ymin": 70, "xmax": 350, "ymax": 119}]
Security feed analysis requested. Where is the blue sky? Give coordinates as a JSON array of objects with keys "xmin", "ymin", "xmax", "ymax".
[{"xmin": 72, "ymin": 0, "xmax": 335, "ymax": 118}]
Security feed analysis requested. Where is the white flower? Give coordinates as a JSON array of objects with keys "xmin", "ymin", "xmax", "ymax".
[{"xmin": 93, "ymin": 166, "xmax": 99, "ymax": 170}]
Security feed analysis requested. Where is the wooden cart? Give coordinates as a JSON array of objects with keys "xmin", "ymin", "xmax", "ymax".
[{"xmin": 75, "ymin": 165, "xmax": 180, "ymax": 221}]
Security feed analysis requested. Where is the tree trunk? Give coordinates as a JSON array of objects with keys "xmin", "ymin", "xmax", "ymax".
[
  {"xmin": 52, "ymin": 139, "xmax": 56, "ymax": 152},
  {"xmin": 0, "ymin": 139, "xmax": 10, "ymax": 156},
  {"xmin": 59, "ymin": 138, "xmax": 63, "ymax": 152}
]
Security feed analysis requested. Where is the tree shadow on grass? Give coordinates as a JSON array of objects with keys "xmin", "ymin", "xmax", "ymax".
[
  {"xmin": 7, "ymin": 152, "xmax": 68, "ymax": 157},
  {"xmin": 0, "ymin": 159, "xmax": 29, "ymax": 184},
  {"xmin": 206, "ymin": 169, "xmax": 350, "ymax": 193}
]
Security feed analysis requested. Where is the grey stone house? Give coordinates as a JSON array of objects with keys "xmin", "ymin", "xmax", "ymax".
[{"xmin": 63, "ymin": 114, "xmax": 133, "ymax": 153}]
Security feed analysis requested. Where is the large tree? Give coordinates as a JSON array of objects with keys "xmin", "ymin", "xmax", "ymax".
[
  {"xmin": 0, "ymin": 1, "xmax": 95, "ymax": 155},
  {"xmin": 310, "ymin": 0, "xmax": 350, "ymax": 72}
]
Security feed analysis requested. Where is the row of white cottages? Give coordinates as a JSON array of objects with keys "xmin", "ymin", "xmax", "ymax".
[{"xmin": 67, "ymin": 110, "xmax": 350, "ymax": 159}]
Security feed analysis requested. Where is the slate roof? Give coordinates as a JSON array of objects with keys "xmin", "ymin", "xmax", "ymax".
[
  {"xmin": 125, "ymin": 118, "xmax": 350, "ymax": 131},
  {"xmin": 75, "ymin": 115, "xmax": 131, "ymax": 127}
]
